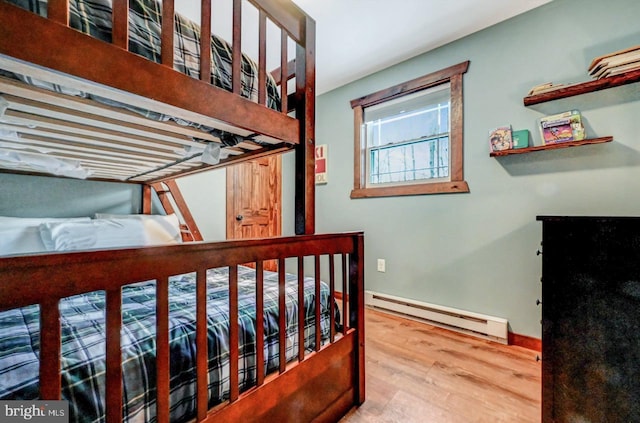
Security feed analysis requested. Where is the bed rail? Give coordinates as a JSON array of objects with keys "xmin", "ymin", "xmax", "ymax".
[
  {"xmin": 0, "ymin": 0, "xmax": 310, "ymax": 142},
  {"xmin": 0, "ymin": 232, "xmax": 364, "ymax": 422}
]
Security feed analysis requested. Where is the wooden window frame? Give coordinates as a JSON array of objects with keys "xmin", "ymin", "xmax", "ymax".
[{"xmin": 350, "ymin": 61, "xmax": 470, "ymax": 198}]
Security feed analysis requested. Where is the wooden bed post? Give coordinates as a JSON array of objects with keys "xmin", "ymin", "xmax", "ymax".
[
  {"xmin": 350, "ymin": 233, "xmax": 366, "ymax": 405},
  {"xmin": 295, "ymin": 15, "xmax": 316, "ymax": 235},
  {"xmin": 142, "ymin": 184, "xmax": 152, "ymax": 214}
]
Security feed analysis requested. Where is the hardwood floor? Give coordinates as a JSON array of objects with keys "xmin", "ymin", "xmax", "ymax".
[{"xmin": 340, "ymin": 308, "xmax": 541, "ymax": 423}]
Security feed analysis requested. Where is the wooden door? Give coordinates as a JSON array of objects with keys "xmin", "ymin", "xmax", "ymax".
[{"xmin": 226, "ymin": 156, "xmax": 281, "ymax": 269}]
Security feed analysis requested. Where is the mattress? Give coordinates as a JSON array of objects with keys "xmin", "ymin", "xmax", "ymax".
[
  {"xmin": 3, "ymin": 0, "xmax": 281, "ymax": 138},
  {"xmin": 0, "ymin": 265, "xmax": 336, "ymax": 423}
]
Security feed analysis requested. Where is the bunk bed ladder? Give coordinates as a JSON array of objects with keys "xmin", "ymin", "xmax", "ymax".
[{"xmin": 148, "ymin": 180, "xmax": 203, "ymax": 242}]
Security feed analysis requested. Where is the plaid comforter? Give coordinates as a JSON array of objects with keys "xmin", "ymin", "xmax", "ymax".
[
  {"xmin": 0, "ymin": 265, "xmax": 335, "ymax": 423},
  {"xmin": 5, "ymin": 0, "xmax": 280, "ymax": 118}
]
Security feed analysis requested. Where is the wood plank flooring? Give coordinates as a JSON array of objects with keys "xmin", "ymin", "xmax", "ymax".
[{"xmin": 340, "ymin": 308, "xmax": 541, "ymax": 423}]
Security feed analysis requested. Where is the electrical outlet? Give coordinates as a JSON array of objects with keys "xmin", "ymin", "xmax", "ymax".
[{"xmin": 377, "ymin": 258, "xmax": 386, "ymax": 272}]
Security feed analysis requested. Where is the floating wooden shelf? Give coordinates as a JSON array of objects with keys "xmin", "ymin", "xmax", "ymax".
[
  {"xmin": 489, "ymin": 136, "xmax": 613, "ymax": 157},
  {"xmin": 523, "ymin": 69, "xmax": 640, "ymax": 106}
]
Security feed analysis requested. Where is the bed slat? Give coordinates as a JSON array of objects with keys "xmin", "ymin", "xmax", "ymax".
[
  {"xmin": 342, "ymin": 253, "xmax": 348, "ymax": 333},
  {"xmin": 278, "ymin": 258, "xmax": 286, "ymax": 374},
  {"xmin": 0, "ymin": 125, "xmax": 180, "ymax": 166},
  {"xmin": 280, "ymin": 28, "xmax": 288, "ymax": 114},
  {"xmin": 0, "ymin": 134, "xmax": 169, "ymax": 168},
  {"xmin": 156, "ymin": 277, "xmax": 170, "ymax": 423},
  {"xmin": 0, "ymin": 77, "xmax": 219, "ymax": 144},
  {"xmin": 314, "ymin": 255, "xmax": 321, "ymax": 352},
  {"xmin": 258, "ymin": 10, "xmax": 268, "ymax": 106},
  {"xmin": 232, "ymin": 0, "xmax": 242, "ymax": 96},
  {"xmin": 106, "ymin": 288, "xmax": 123, "ymax": 423},
  {"xmin": 0, "ymin": 122, "xmax": 288, "ymax": 182},
  {"xmin": 200, "ymin": 0, "xmax": 212, "ymax": 84},
  {"xmin": 297, "ymin": 257, "xmax": 305, "ymax": 361},
  {"xmin": 196, "ymin": 270, "xmax": 208, "ymax": 421},
  {"xmin": 0, "ymin": 126, "xmax": 175, "ymax": 164},
  {"xmin": 161, "ymin": 0, "xmax": 175, "ymax": 68},
  {"xmin": 229, "ymin": 265, "xmax": 240, "ymax": 402},
  {"xmin": 329, "ymin": 254, "xmax": 336, "ymax": 343},
  {"xmin": 255, "ymin": 261, "xmax": 265, "ymax": 387},
  {"xmin": 1, "ymin": 96, "xmax": 203, "ymax": 150},
  {"xmin": 112, "ymin": 0, "xmax": 129, "ymax": 50},
  {"xmin": 39, "ymin": 300, "xmax": 62, "ymax": 400}
]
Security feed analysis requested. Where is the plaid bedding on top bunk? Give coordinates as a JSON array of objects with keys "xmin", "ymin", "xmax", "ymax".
[
  {"xmin": 4, "ymin": 0, "xmax": 281, "ymax": 118},
  {"xmin": 0, "ymin": 265, "xmax": 335, "ymax": 423}
]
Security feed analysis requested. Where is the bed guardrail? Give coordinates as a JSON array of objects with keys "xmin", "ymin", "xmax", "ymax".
[
  {"xmin": 0, "ymin": 0, "xmax": 313, "ymax": 142},
  {"xmin": 0, "ymin": 232, "xmax": 364, "ymax": 422}
]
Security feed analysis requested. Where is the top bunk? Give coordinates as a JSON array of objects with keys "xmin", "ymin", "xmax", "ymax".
[{"xmin": 0, "ymin": 0, "xmax": 315, "ymax": 184}]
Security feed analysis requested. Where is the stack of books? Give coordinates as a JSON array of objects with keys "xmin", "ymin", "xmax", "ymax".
[
  {"xmin": 527, "ymin": 82, "xmax": 576, "ymax": 96},
  {"xmin": 589, "ymin": 46, "xmax": 640, "ymax": 79}
]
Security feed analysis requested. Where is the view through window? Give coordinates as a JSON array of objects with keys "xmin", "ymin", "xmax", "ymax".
[
  {"xmin": 350, "ymin": 61, "xmax": 470, "ymax": 198},
  {"xmin": 364, "ymin": 84, "xmax": 451, "ymax": 186}
]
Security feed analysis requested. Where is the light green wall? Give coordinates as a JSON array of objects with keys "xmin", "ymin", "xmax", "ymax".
[
  {"xmin": 0, "ymin": 173, "xmax": 141, "ymax": 217},
  {"xmin": 177, "ymin": 169, "xmax": 227, "ymax": 241},
  {"xmin": 306, "ymin": 0, "xmax": 640, "ymax": 337}
]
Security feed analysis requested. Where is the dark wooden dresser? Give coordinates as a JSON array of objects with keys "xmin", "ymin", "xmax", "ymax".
[{"xmin": 538, "ymin": 216, "xmax": 640, "ymax": 422}]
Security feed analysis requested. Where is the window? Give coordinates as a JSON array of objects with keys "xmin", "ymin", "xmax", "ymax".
[
  {"xmin": 350, "ymin": 61, "xmax": 470, "ymax": 198},
  {"xmin": 365, "ymin": 85, "xmax": 451, "ymax": 185}
]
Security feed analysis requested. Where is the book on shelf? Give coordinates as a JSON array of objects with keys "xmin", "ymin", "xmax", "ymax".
[
  {"xmin": 600, "ymin": 60, "xmax": 640, "ymax": 78},
  {"xmin": 589, "ymin": 45, "xmax": 640, "ymax": 71},
  {"xmin": 512, "ymin": 129, "xmax": 529, "ymax": 149},
  {"xmin": 591, "ymin": 54, "xmax": 640, "ymax": 78},
  {"xmin": 589, "ymin": 45, "xmax": 640, "ymax": 79},
  {"xmin": 489, "ymin": 126, "xmax": 513, "ymax": 152},
  {"xmin": 527, "ymin": 82, "xmax": 577, "ymax": 96},
  {"xmin": 539, "ymin": 110, "xmax": 585, "ymax": 145},
  {"xmin": 528, "ymin": 82, "xmax": 553, "ymax": 95}
]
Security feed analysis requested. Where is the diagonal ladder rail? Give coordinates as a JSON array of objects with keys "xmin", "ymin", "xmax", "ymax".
[{"xmin": 148, "ymin": 180, "xmax": 203, "ymax": 242}]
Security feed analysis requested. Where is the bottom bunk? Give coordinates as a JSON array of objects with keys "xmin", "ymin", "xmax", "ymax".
[{"xmin": 0, "ymin": 232, "xmax": 365, "ymax": 423}]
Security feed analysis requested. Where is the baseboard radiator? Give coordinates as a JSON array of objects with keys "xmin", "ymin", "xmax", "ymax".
[{"xmin": 365, "ymin": 291, "xmax": 508, "ymax": 344}]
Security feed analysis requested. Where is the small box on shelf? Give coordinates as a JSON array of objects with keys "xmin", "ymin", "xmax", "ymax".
[{"xmin": 512, "ymin": 130, "xmax": 529, "ymax": 149}]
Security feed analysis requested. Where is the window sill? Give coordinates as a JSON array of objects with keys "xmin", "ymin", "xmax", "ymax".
[{"xmin": 350, "ymin": 180, "xmax": 470, "ymax": 198}]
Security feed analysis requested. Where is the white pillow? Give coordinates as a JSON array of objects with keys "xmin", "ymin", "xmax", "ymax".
[
  {"xmin": 94, "ymin": 213, "xmax": 182, "ymax": 244},
  {"xmin": 0, "ymin": 216, "xmax": 91, "ymax": 256},
  {"xmin": 40, "ymin": 219, "xmax": 147, "ymax": 251}
]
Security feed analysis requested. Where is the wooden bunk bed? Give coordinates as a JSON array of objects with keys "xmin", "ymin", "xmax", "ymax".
[{"xmin": 0, "ymin": 1, "xmax": 365, "ymax": 422}]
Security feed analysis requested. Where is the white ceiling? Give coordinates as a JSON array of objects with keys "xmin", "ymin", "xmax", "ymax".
[{"xmin": 292, "ymin": 0, "xmax": 552, "ymax": 94}]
